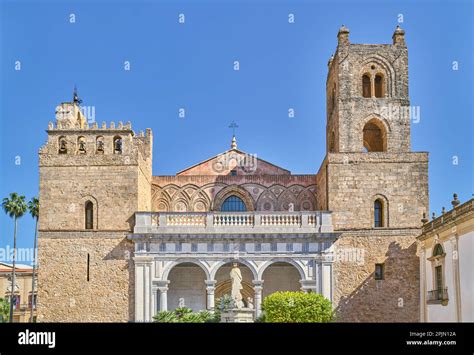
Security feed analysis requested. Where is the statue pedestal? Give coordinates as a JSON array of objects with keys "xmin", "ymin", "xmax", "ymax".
[{"xmin": 220, "ymin": 308, "xmax": 255, "ymax": 323}]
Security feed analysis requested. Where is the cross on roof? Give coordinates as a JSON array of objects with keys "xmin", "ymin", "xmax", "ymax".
[{"xmin": 228, "ymin": 121, "xmax": 239, "ymax": 136}]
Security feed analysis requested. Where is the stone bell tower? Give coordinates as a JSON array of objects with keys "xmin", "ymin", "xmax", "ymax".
[
  {"xmin": 317, "ymin": 27, "xmax": 429, "ymax": 322},
  {"xmin": 37, "ymin": 90, "xmax": 153, "ymax": 322},
  {"xmin": 326, "ymin": 25, "xmax": 410, "ymax": 154}
]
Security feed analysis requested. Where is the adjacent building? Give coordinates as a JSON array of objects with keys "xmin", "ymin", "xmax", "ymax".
[
  {"xmin": 0, "ymin": 262, "xmax": 37, "ymax": 322},
  {"xmin": 418, "ymin": 196, "xmax": 473, "ymax": 322}
]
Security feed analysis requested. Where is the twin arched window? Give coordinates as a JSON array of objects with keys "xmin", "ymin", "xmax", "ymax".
[
  {"xmin": 221, "ymin": 195, "xmax": 247, "ymax": 212},
  {"xmin": 362, "ymin": 73, "xmax": 384, "ymax": 98}
]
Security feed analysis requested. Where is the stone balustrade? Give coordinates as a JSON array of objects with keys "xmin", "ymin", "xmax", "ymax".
[{"xmin": 133, "ymin": 211, "xmax": 334, "ymax": 235}]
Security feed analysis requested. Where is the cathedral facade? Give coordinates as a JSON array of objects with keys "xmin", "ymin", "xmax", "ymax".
[{"xmin": 37, "ymin": 26, "xmax": 429, "ymax": 322}]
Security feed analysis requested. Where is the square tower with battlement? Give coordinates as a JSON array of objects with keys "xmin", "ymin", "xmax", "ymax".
[{"xmin": 37, "ymin": 95, "xmax": 152, "ymax": 322}]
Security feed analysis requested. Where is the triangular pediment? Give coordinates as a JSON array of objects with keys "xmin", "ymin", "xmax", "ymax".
[{"xmin": 176, "ymin": 149, "xmax": 291, "ymax": 176}]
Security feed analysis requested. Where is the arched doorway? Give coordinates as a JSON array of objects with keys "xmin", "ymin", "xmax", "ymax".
[
  {"xmin": 167, "ymin": 263, "xmax": 207, "ymax": 311},
  {"xmin": 261, "ymin": 262, "xmax": 302, "ymax": 298},
  {"xmin": 214, "ymin": 262, "xmax": 255, "ymax": 308}
]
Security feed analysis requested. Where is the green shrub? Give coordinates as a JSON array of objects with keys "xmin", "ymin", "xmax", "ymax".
[
  {"xmin": 261, "ymin": 291, "xmax": 333, "ymax": 323},
  {"xmin": 153, "ymin": 307, "xmax": 217, "ymax": 323},
  {"xmin": 0, "ymin": 298, "xmax": 9, "ymax": 323}
]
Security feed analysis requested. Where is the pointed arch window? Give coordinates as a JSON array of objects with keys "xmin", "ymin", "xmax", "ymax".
[
  {"xmin": 362, "ymin": 74, "xmax": 371, "ymax": 98},
  {"xmin": 85, "ymin": 201, "xmax": 94, "ymax": 229},
  {"xmin": 58, "ymin": 136, "xmax": 67, "ymax": 154},
  {"xmin": 375, "ymin": 74, "xmax": 384, "ymax": 98},
  {"xmin": 363, "ymin": 119, "xmax": 387, "ymax": 152},
  {"xmin": 78, "ymin": 136, "xmax": 86, "ymax": 154},
  {"xmin": 96, "ymin": 136, "xmax": 104, "ymax": 154},
  {"xmin": 114, "ymin": 136, "xmax": 122, "ymax": 154}
]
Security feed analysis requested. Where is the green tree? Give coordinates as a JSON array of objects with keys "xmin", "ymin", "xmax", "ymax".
[
  {"xmin": 28, "ymin": 197, "xmax": 39, "ymax": 322},
  {"xmin": 0, "ymin": 297, "xmax": 10, "ymax": 322},
  {"xmin": 2, "ymin": 192, "xmax": 28, "ymax": 322},
  {"xmin": 261, "ymin": 291, "xmax": 334, "ymax": 323}
]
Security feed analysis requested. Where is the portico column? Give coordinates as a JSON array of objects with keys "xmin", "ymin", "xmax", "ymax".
[
  {"xmin": 157, "ymin": 280, "xmax": 170, "ymax": 312},
  {"xmin": 205, "ymin": 280, "xmax": 217, "ymax": 311},
  {"xmin": 151, "ymin": 287, "xmax": 158, "ymax": 319},
  {"xmin": 253, "ymin": 280, "xmax": 264, "ymax": 318}
]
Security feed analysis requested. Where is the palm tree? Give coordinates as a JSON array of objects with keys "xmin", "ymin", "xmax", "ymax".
[
  {"xmin": 28, "ymin": 197, "xmax": 39, "ymax": 322},
  {"xmin": 2, "ymin": 193, "xmax": 28, "ymax": 322}
]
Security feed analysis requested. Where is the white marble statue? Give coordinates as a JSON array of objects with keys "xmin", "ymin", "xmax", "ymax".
[
  {"xmin": 230, "ymin": 263, "xmax": 244, "ymax": 309},
  {"xmin": 178, "ymin": 297, "xmax": 185, "ymax": 308}
]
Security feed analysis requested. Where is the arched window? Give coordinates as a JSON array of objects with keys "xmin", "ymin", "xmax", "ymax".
[
  {"xmin": 363, "ymin": 119, "xmax": 387, "ymax": 152},
  {"xmin": 433, "ymin": 243, "xmax": 444, "ymax": 257},
  {"xmin": 114, "ymin": 136, "xmax": 122, "ymax": 154},
  {"xmin": 375, "ymin": 74, "xmax": 384, "ymax": 98},
  {"xmin": 362, "ymin": 74, "xmax": 371, "ymax": 98},
  {"xmin": 374, "ymin": 199, "xmax": 383, "ymax": 227},
  {"xmin": 78, "ymin": 136, "xmax": 86, "ymax": 154},
  {"xmin": 96, "ymin": 136, "xmax": 104, "ymax": 154},
  {"xmin": 221, "ymin": 195, "xmax": 247, "ymax": 212},
  {"xmin": 85, "ymin": 201, "xmax": 94, "ymax": 229},
  {"xmin": 58, "ymin": 136, "xmax": 67, "ymax": 154}
]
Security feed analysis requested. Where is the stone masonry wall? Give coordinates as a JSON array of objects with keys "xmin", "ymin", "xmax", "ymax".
[
  {"xmin": 325, "ymin": 152, "xmax": 429, "ymax": 230},
  {"xmin": 37, "ymin": 233, "xmax": 134, "ymax": 322},
  {"xmin": 333, "ymin": 230, "xmax": 419, "ymax": 322}
]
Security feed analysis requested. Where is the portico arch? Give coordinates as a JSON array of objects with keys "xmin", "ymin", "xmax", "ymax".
[
  {"xmin": 162, "ymin": 258, "xmax": 211, "ymax": 280},
  {"xmin": 166, "ymin": 262, "xmax": 208, "ymax": 312},
  {"xmin": 257, "ymin": 258, "xmax": 306, "ymax": 280},
  {"xmin": 259, "ymin": 260, "xmax": 305, "ymax": 299},
  {"xmin": 210, "ymin": 258, "xmax": 258, "ymax": 280}
]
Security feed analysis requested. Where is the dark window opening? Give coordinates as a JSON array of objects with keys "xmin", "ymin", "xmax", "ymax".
[
  {"xmin": 85, "ymin": 201, "xmax": 94, "ymax": 229},
  {"xmin": 435, "ymin": 265, "xmax": 443, "ymax": 291},
  {"xmin": 375, "ymin": 263, "xmax": 384, "ymax": 280},
  {"xmin": 362, "ymin": 74, "xmax": 371, "ymax": 98},
  {"xmin": 230, "ymin": 170, "xmax": 237, "ymax": 176},
  {"xmin": 374, "ymin": 199, "xmax": 383, "ymax": 227},
  {"xmin": 87, "ymin": 253, "xmax": 90, "ymax": 282},
  {"xmin": 375, "ymin": 74, "xmax": 384, "ymax": 98}
]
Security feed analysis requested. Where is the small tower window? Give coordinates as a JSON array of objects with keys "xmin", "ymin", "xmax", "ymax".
[
  {"xmin": 375, "ymin": 74, "xmax": 384, "ymax": 98},
  {"xmin": 78, "ymin": 136, "xmax": 86, "ymax": 154},
  {"xmin": 375, "ymin": 263, "xmax": 384, "ymax": 280},
  {"xmin": 96, "ymin": 136, "xmax": 104, "ymax": 154},
  {"xmin": 114, "ymin": 136, "xmax": 122, "ymax": 154},
  {"xmin": 362, "ymin": 74, "xmax": 371, "ymax": 98},
  {"xmin": 331, "ymin": 83, "xmax": 336, "ymax": 111},
  {"xmin": 374, "ymin": 199, "xmax": 383, "ymax": 227},
  {"xmin": 58, "ymin": 137, "xmax": 67, "ymax": 154},
  {"xmin": 85, "ymin": 201, "xmax": 94, "ymax": 229},
  {"xmin": 329, "ymin": 131, "xmax": 335, "ymax": 152},
  {"xmin": 230, "ymin": 169, "xmax": 237, "ymax": 176}
]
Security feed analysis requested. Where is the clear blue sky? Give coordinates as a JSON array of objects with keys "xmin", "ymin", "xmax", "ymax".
[{"xmin": 0, "ymin": 0, "xmax": 472, "ymax": 263}]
